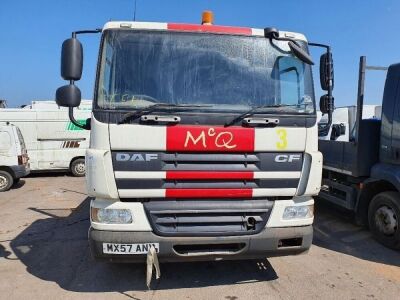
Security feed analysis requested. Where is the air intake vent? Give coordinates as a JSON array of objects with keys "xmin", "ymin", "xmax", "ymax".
[{"xmin": 144, "ymin": 200, "xmax": 273, "ymax": 237}]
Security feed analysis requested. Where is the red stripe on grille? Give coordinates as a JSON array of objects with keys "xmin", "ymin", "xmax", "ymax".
[
  {"xmin": 167, "ymin": 23, "xmax": 252, "ymax": 35},
  {"xmin": 167, "ymin": 125, "xmax": 255, "ymax": 152},
  {"xmin": 165, "ymin": 188, "xmax": 253, "ymax": 198},
  {"xmin": 166, "ymin": 171, "xmax": 254, "ymax": 180}
]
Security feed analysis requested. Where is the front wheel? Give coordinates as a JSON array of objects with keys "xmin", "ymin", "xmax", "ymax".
[
  {"xmin": 368, "ymin": 191, "xmax": 400, "ymax": 250},
  {"xmin": 0, "ymin": 170, "xmax": 14, "ymax": 192},
  {"xmin": 70, "ymin": 158, "xmax": 86, "ymax": 177}
]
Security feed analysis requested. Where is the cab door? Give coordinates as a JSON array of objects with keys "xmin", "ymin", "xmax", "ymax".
[
  {"xmin": 380, "ymin": 66, "xmax": 399, "ymax": 165},
  {"xmin": 390, "ymin": 87, "xmax": 400, "ymax": 164}
]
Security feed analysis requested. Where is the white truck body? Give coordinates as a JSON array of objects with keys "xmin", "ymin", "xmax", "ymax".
[
  {"xmin": 0, "ymin": 100, "xmax": 91, "ymax": 174},
  {"xmin": 0, "ymin": 123, "xmax": 30, "ymax": 191}
]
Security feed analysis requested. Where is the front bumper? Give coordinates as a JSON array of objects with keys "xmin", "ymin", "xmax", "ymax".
[
  {"xmin": 10, "ymin": 164, "xmax": 30, "ymax": 179},
  {"xmin": 89, "ymin": 225, "xmax": 313, "ymax": 263}
]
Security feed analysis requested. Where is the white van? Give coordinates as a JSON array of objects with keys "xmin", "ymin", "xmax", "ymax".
[
  {"xmin": 0, "ymin": 123, "xmax": 30, "ymax": 191},
  {"xmin": 0, "ymin": 100, "xmax": 91, "ymax": 176}
]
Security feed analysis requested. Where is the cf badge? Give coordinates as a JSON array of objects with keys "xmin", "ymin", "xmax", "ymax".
[{"xmin": 274, "ymin": 154, "xmax": 301, "ymax": 163}]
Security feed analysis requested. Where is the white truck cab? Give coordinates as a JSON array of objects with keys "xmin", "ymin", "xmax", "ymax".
[
  {"xmin": 55, "ymin": 12, "xmax": 335, "ymax": 263},
  {"xmin": 0, "ymin": 123, "xmax": 30, "ymax": 192}
]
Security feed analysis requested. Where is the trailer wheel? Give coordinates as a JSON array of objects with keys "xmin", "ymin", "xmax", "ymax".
[
  {"xmin": 0, "ymin": 170, "xmax": 14, "ymax": 192},
  {"xmin": 368, "ymin": 191, "xmax": 400, "ymax": 250},
  {"xmin": 71, "ymin": 158, "xmax": 86, "ymax": 177}
]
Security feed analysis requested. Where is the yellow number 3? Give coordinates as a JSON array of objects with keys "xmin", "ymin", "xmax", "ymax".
[{"xmin": 276, "ymin": 129, "xmax": 288, "ymax": 150}]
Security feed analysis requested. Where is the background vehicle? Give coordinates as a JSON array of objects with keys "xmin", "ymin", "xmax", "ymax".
[
  {"xmin": 0, "ymin": 100, "xmax": 91, "ymax": 176},
  {"xmin": 318, "ymin": 105, "xmax": 381, "ymax": 142},
  {"xmin": 0, "ymin": 123, "xmax": 29, "ymax": 192},
  {"xmin": 319, "ymin": 56, "xmax": 400, "ymax": 249},
  {"xmin": 55, "ymin": 12, "xmax": 334, "ymax": 263}
]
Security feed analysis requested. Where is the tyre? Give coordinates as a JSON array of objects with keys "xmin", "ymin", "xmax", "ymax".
[
  {"xmin": 0, "ymin": 170, "xmax": 14, "ymax": 192},
  {"xmin": 70, "ymin": 158, "xmax": 86, "ymax": 177},
  {"xmin": 368, "ymin": 191, "xmax": 400, "ymax": 250}
]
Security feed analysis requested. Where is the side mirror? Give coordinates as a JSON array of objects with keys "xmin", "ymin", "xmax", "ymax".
[
  {"xmin": 330, "ymin": 123, "xmax": 346, "ymax": 140},
  {"xmin": 61, "ymin": 38, "xmax": 83, "ymax": 81},
  {"xmin": 320, "ymin": 94, "xmax": 334, "ymax": 114},
  {"xmin": 320, "ymin": 52, "xmax": 334, "ymax": 91},
  {"xmin": 288, "ymin": 41, "xmax": 314, "ymax": 65},
  {"xmin": 56, "ymin": 84, "xmax": 81, "ymax": 107}
]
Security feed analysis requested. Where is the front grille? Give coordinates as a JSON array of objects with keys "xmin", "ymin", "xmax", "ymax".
[
  {"xmin": 112, "ymin": 152, "xmax": 304, "ymax": 172},
  {"xmin": 144, "ymin": 200, "xmax": 273, "ymax": 237},
  {"xmin": 112, "ymin": 151, "xmax": 303, "ymax": 199}
]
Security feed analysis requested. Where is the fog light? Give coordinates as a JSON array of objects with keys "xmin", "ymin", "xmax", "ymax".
[
  {"xmin": 282, "ymin": 205, "xmax": 313, "ymax": 220},
  {"xmin": 91, "ymin": 207, "xmax": 132, "ymax": 224}
]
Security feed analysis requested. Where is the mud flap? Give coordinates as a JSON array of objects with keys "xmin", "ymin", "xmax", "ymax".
[{"xmin": 146, "ymin": 246, "xmax": 161, "ymax": 289}]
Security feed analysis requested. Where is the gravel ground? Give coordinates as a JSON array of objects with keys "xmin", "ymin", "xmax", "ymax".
[{"xmin": 0, "ymin": 174, "xmax": 399, "ymax": 300}]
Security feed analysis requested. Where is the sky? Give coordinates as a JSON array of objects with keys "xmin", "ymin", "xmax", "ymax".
[{"xmin": 0, "ymin": 0, "xmax": 399, "ymax": 108}]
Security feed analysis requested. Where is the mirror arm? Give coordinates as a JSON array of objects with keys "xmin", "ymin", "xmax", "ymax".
[
  {"xmin": 318, "ymin": 109, "xmax": 333, "ymax": 136},
  {"xmin": 68, "ymin": 106, "xmax": 89, "ymax": 130},
  {"xmin": 67, "ymin": 77, "xmax": 88, "ymax": 130},
  {"xmin": 310, "ymin": 43, "xmax": 334, "ymax": 134},
  {"xmin": 267, "ymin": 35, "xmax": 304, "ymax": 50},
  {"xmin": 72, "ymin": 29, "xmax": 102, "ymax": 38},
  {"xmin": 308, "ymin": 42, "xmax": 330, "ymax": 50}
]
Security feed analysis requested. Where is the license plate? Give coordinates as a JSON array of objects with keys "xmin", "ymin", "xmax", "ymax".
[{"xmin": 103, "ymin": 243, "xmax": 160, "ymax": 254}]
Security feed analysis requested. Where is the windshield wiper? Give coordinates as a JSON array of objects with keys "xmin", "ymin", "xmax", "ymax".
[
  {"xmin": 224, "ymin": 104, "xmax": 306, "ymax": 127},
  {"xmin": 118, "ymin": 103, "xmax": 211, "ymax": 124}
]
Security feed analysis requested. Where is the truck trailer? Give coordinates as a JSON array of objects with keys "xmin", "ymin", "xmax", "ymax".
[
  {"xmin": 55, "ymin": 12, "xmax": 335, "ymax": 262},
  {"xmin": 319, "ymin": 56, "xmax": 400, "ymax": 249},
  {"xmin": 0, "ymin": 100, "xmax": 91, "ymax": 176}
]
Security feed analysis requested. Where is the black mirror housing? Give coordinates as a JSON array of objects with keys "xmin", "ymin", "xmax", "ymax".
[
  {"xmin": 56, "ymin": 84, "xmax": 81, "ymax": 107},
  {"xmin": 61, "ymin": 38, "xmax": 83, "ymax": 81},
  {"xmin": 320, "ymin": 53, "xmax": 334, "ymax": 91},
  {"xmin": 320, "ymin": 94, "xmax": 334, "ymax": 114}
]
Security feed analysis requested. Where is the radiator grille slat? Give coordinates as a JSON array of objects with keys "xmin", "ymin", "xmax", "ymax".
[
  {"xmin": 161, "ymin": 153, "xmax": 260, "ymax": 162},
  {"xmin": 162, "ymin": 163, "xmax": 259, "ymax": 171}
]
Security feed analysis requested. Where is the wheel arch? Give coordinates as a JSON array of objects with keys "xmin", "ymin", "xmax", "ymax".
[
  {"xmin": 355, "ymin": 179, "xmax": 397, "ymax": 226},
  {"xmin": 69, "ymin": 156, "xmax": 85, "ymax": 169},
  {"xmin": 0, "ymin": 166, "xmax": 15, "ymax": 178}
]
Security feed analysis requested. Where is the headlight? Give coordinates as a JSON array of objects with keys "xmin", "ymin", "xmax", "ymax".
[
  {"xmin": 282, "ymin": 205, "xmax": 314, "ymax": 220},
  {"xmin": 91, "ymin": 207, "xmax": 133, "ymax": 224}
]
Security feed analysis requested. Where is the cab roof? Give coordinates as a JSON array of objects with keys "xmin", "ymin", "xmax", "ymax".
[{"xmin": 102, "ymin": 21, "xmax": 307, "ymax": 42}]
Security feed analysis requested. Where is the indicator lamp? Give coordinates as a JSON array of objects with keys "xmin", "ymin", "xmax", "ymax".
[{"xmin": 202, "ymin": 11, "xmax": 214, "ymax": 25}]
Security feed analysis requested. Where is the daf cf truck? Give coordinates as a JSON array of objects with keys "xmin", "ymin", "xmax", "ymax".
[{"xmin": 55, "ymin": 12, "xmax": 334, "ymax": 262}]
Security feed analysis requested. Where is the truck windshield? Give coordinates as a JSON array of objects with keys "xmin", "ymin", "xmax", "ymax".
[{"xmin": 97, "ymin": 30, "xmax": 315, "ymax": 115}]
